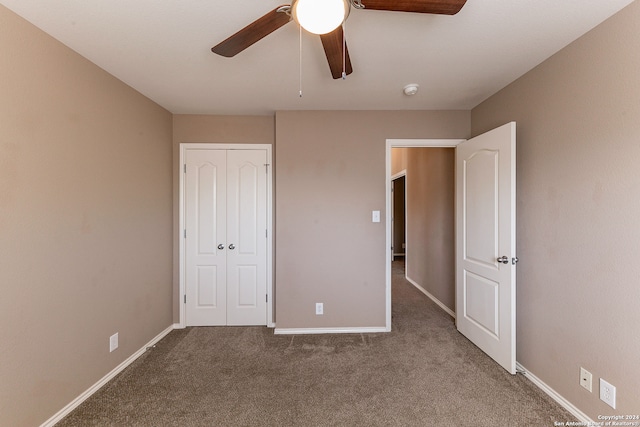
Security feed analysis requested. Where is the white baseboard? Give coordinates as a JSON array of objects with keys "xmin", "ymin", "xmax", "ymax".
[
  {"xmin": 175, "ymin": 322, "xmax": 274, "ymax": 329},
  {"xmin": 40, "ymin": 323, "xmax": 177, "ymax": 427},
  {"xmin": 274, "ymin": 326, "xmax": 388, "ymax": 335},
  {"xmin": 405, "ymin": 276, "xmax": 456, "ymax": 319},
  {"xmin": 516, "ymin": 362, "xmax": 593, "ymax": 424}
]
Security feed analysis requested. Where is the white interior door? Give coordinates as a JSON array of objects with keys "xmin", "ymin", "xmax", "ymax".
[
  {"xmin": 455, "ymin": 122, "xmax": 516, "ymax": 374},
  {"xmin": 185, "ymin": 149, "xmax": 227, "ymax": 326},
  {"xmin": 226, "ymin": 150, "xmax": 267, "ymax": 325},
  {"xmin": 184, "ymin": 148, "xmax": 268, "ymax": 326}
]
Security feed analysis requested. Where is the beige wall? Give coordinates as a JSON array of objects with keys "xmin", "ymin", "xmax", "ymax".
[
  {"xmin": 274, "ymin": 110, "xmax": 469, "ymax": 328},
  {"xmin": 471, "ymin": 1, "xmax": 640, "ymax": 418},
  {"xmin": 0, "ymin": 6, "xmax": 173, "ymax": 427},
  {"xmin": 405, "ymin": 148, "xmax": 455, "ymax": 312},
  {"xmin": 391, "ymin": 147, "xmax": 408, "ymax": 175},
  {"xmin": 171, "ymin": 115, "xmax": 275, "ymax": 321}
]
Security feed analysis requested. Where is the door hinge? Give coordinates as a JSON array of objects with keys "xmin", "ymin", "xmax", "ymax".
[
  {"xmin": 184, "ymin": 294, "xmax": 186, "ymax": 303},
  {"xmin": 266, "ymin": 294, "xmax": 268, "ymax": 303},
  {"xmin": 184, "ymin": 229, "xmax": 186, "ymax": 238},
  {"xmin": 183, "ymin": 164, "xmax": 186, "ymax": 173},
  {"xmin": 264, "ymin": 163, "xmax": 270, "ymax": 173}
]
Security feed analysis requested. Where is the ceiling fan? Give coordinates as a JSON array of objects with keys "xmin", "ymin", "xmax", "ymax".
[{"xmin": 211, "ymin": 0, "xmax": 467, "ymax": 79}]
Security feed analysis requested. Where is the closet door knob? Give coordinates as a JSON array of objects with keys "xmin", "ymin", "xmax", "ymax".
[
  {"xmin": 229, "ymin": 244, "xmax": 236, "ymax": 250},
  {"xmin": 218, "ymin": 244, "xmax": 224, "ymax": 250}
]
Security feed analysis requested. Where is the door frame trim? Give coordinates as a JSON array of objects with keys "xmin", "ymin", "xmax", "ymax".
[
  {"xmin": 178, "ymin": 143, "xmax": 274, "ymax": 328},
  {"xmin": 385, "ymin": 139, "xmax": 465, "ymax": 330}
]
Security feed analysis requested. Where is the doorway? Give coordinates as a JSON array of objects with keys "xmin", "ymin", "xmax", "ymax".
[{"xmin": 385, "ymin": 139, "xmax": 464, "ymax": 329}]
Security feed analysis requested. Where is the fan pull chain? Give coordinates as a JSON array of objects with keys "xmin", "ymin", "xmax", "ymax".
[
  {"xmin": 299, "ymin": 23, "xmax": 303, "ymax": 97},
  {"xmin": 342, "ymin": 23, "xmax": 347, "ymax": 80}
]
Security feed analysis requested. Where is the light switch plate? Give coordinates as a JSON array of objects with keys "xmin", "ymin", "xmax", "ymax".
[
  {"xmin": 372, "ymin": 210, "xmax": 380, "ymax": 223},
  {"xmin": 109, "ymin": 333, "xmax": 119, "ymax": 352}
]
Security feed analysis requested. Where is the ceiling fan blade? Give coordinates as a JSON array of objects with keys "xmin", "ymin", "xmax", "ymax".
[
  {"xmin": 359, "ymin": 0, "xmax": 467, "ymax": 15},
  {"xmin": 212, "ymin": 6, "xmax": 292, "ymax": 57},
  {"xmin": 320, "ymin": 27, "xmax": 353, "ymax": 80}
]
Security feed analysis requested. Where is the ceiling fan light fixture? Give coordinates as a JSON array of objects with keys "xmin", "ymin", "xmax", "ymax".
[{"xmin": 291, "ymin": 0, "xmax": 350, "ymax": 35}]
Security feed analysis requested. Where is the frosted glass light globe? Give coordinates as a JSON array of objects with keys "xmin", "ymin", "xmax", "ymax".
[{"xmin": 292, "ymin": 0, "xmax": 350, "ymax": 35}]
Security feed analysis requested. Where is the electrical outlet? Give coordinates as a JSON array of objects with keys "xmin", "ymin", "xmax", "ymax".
[
  {"xmin": 599, "ymin": 378, "xmax": 616, "ymax": 409},
  {"xmin": 109, "ymin": 333, "xmax": 119, "ymax": 353},
  {"xmin": 580, "ymin": 367, "xmax": 592, "ymax": 392},
  {"xmin": 316, "ymin": 303, "xmax": 323, "ymax": 315}
]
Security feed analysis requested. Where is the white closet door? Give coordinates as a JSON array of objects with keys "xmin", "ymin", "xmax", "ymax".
[
  {"xmin": 184, "ymin": 148, "xmax": 267, "ymax": 326},
  {"xmin": 226, "ymin": 150, "xmax": 267, "ymax": 325},
  {"xmin": 185, "ymin": 149, "xmax": 227, "ymax": 326}
]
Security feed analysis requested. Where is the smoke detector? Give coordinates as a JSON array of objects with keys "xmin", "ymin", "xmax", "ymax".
[{"xmin": 403, "ymin": 84, "xmax": 419, "ymax": 96}]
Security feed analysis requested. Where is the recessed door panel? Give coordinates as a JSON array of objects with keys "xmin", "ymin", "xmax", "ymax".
[
  {"xmin": 237, "ymin": 162, "xmax": 259, "ymax": 255},
  {"xmin": 197, "ymin": 266, "xmax": 218, "ymax": 307},
  {"xmin": 464, "ymin": 150, "xmax": 499, "ymax": 268},
  {"xmin": 197, "ymin": 163, "xmax": 219, "ymax": 255},
  {"xmin": 464, "ymin": 271, "xmax": 499, "ymax": 338},
  {"xmin": 237, "ymin": 265, "xmax": 258, "ymax": 307}
]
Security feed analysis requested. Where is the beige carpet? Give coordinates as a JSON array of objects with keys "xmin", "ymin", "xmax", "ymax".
[{"xmin": 57, "ymin": 261, "xmax": 575, "ymax": 426}]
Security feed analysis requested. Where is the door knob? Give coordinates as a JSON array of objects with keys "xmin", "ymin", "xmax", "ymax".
[
  {"xmin": 229, "ymin": 244, "xmax": 235, "ymax": 250},
  {"xmin": 497, "ymin": 256, "xmax": 509, "ymax": 264},
  {"xmin": 217, "ymin": 244, "xmax": 224, "ymax": 250}
]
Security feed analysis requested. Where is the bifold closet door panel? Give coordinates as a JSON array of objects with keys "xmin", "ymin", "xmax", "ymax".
[
  {"xmin": 226, "ymin": 149, "xmax": 268, "ymax": 326},
  {"xmin": 185, "ymin": 149, "xmax": 227, "ymax": 326}
]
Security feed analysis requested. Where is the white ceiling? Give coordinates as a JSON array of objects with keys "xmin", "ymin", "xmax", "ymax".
[{"xmin": 1, "ymin": 0, "xmax": 635, "ymax": 115}]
